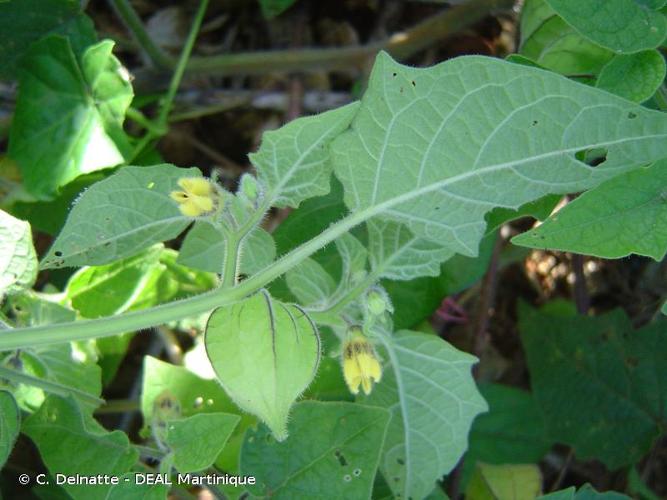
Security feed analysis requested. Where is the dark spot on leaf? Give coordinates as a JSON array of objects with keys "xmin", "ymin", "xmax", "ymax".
[
  {"xmin": 353, "ymin": 468, "xmax": 361, "ymax": 476},
  {"xmin": 394, "ymin": 476, "xmax": 400, "ymax": 482},
  {"xmin": 54, "ymin": 251, "xmax": 63, "ymax": 257},
  {"xmin": 627, "ymin": 112, "xmax": 637, "ymax": 119},
  {"xmin": 626, "ymin": 356, "xmax": 639, "ymax": 368},
  {"xmin": 400, "ymin": 87, "xmax": 404, "ymax": 93},
  {"xmin": 411, "ymin": 80, "xmax": 416, "ymax": 87},
  {"xmin": 532, "ymin": 120, "xmax": 538, "ymax": 126},
  {"xmin": 335, "ymin": 449, "xmax": 348, "ymax": 466},
  {"xmin": 392, "ymin": 72, "xmax": 397, "ymax": 77},
  {"xmin": 397, "ymin": 458, "xmax": 405, "ymax": 465}
]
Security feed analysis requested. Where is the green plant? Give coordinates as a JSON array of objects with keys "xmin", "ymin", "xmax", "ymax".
[{"xmin": 1, "ymin": 0, "xmax": 666, "ymax": 499}]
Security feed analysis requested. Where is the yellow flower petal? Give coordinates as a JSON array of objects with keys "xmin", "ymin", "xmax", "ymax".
[
  {"xmin": 178, "ymin": 177, "xmax": 213, "ymax": 197},
  {"xmin": 341, "ymin": 330, "xmax": 382, "ymax": 395},
  {"xmin": 170, "ymin": 190, "xmax": 188, "ymax": 202}
]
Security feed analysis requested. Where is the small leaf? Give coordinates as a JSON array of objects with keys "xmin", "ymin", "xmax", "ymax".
[
  {"xmin": 513, "ymin": 162, "xmax": 667, "ymax": 260},
  {"xmin": 363, "ymin": 330, "xmax": 487, "ymax": 500},
  {"xmin": 285, "ymin": 258, "xmax": 337, "ymax": 308},
  {"xmin": 23, "ymin": 396, "xmax": 138, "ymax": 500},
  {"xmin": 41, "ymin": 165, "xmax": 201, "ymax": 269},
  {"xmin": 539, "ymin": 484, "xmax": 631, "ymax": 499},
  {"xmin": 0, "ymin": 209, "xmax": 37, "ymax": 297},
  {"xmin": 178, "ymin": 221, "xmax": 275, "ymax": 276},
  {"xmin": 65, "ymin": 245, "xmax": 164, "ymax": 317},
  {"xmin": 241, "ymin": 401, "xmax": 390, "ymax": 498},
  {"xmin": 166, "ymin": 413, "xmax": 240, "ymax": 472},
  {"xmin": 259, "ymin": 0, "xmax": 298, "ymax": 19},
  {"xmin": 205, "ymin": 291, "xmax": 320, "ymax": 440},
  {"xmin": 597, "ymin": 50, "xmax": 666, "ymax": 102},
  {"xmin": 140, "ymin": 357, "xmax": 255, "ymax": 473},
  {"xmin": 520, "ymin": 303, "xmax": 667, "ymax": 468},
  {"xmin": 466, "ymin": 463, "xmax": 542, "ymax": 500},
  {"xmin": 0, "ymin": 391, "xmax": 19, "ymax": 468},
  {"xmin": 9, "ymin": 37, "xmax": 133, "ymax": 199},
  {"xmin": 250, "ymin": 102, "xmax": 359, "ymax": 208},
  {"xmin": 545, "ymin": 0, "xmax": 667, "ymax": 53},
  {"xmin": 368, "ymin": 219, "xmax": 453, "ymax": 281}
]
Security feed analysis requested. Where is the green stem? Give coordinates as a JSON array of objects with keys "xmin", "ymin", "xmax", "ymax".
[
  {"xmin": 0, "ymin": 210, "xmax": 367, "ymax": 351},
  {"xmin": 156, "ymin": 0, "xmax": 209, "ymax": 128},
  {"xmin": 108, "ymin": 0, "xmax": 172, "ymax": 69},
  {"xmin": 0, "ymin": 365, "xmax": 104, "ymax": 407},
  {"xmin": 129, "ymin": 0, "xmax": 209, "ymax": 162},
  {"xmin": 221, "ymin": 235, "xmax": 242, "ymax": 287},
  {"xmin": 309, "ymin": 272, "xmax": 380, "ymax": 324}
]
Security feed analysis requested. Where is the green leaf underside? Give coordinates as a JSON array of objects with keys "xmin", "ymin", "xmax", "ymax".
[
  {"xmin": 9, "ymin": 37, "xmax": 132, "ymax": 199},
  {"xmin": 545, "ymin": 0, "xmax": 667, "ymax": 53},
  {"xmin": 520, "ymin": 303, "xmax": 667, "ymax": 468},
  {"xmin": 166, "ymin": 413, "xmax": 240, "ymax": 473},
  {"xmin": 0, "ymin": 0, "xmax": 96, "ymax": 78},
  {"xmin": 331, "ymin": 52, "xmax": 667, "ymax": 262},
  {"xmin": 0, "ymin": 391, "xmax": 19, "ymax": 468},
  {"xmin": 177, "ymin": 221, "xmax": 276, "ymax": 275},
  {"xmin": 23, "ymin": 396, "xmax": 138, "ymax": 500},
  {"xmin": 596, "ymin": 50, "xmax": 666, "ymax": 102},
  {"xmin": 0, "ymin": 209, "xmax": 38, "ymax": 296},
  {"xmin": 250, "ymin": 102, "xmax": 360, "ymax": 208},
  {"xmin": 241, "ymin": 401, "xmax": 390, "ymax": 499},
  {"xmin": 41, "ymin": 165, "xmax": 201, "ymax": 269},
  {"xmin": 513, "ymin": 161, "xmax": 667, "ymax": 260},
  {"xmin": 363, "ymin": 330, "xmax": 487, "ymax": 500},
  {"xmin": 205, "ymin": 291, "xmax": 320, "ymax": 440}
]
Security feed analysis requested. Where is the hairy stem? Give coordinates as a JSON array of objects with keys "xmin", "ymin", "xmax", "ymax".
[
  {"xmin": 0, "ymin": 365, "xmax": 104, "ymax": 407},
  {"xmin": 0, "ymin": 210, "xmax": 368, "ymax": 351}
]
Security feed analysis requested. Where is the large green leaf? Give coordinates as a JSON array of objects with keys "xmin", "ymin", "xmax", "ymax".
[
  {"xmin": 545, "ymin": 0, "xmax": 667, "ymax": 53},
  {"xmin": 250, "ymin": 102, "xmax": 359, "ymax": 208},
  {"xmin": 9, "ymin": 37, "xmax": 132, "ymax": 199},
  {"xmin": 0, "ymin": 209, "xmax": 37, "ymax": 297},
  {"xmin": 205, "ymin": 291, "xmax": 320, "ymax": 440},
  {"xmin": 240, "ymin": 401, "xmax": 390, "ymax": 499},
  {"xmin": 596, "ymin": 50, "xmax": 666, "ymax": 103},
  {"xmin": 331, "ymin": 52, "xmax": 667, "ymax": 262},
  {"xmin": 519, "ymin": 303, "xmax": 667, "ymax": 468},
  {"xmin": 520, "ymin": 0, "xmax": 613, "ymax": 77},
  {"xmin": 166, "ymin": 413, "xmax": 240, "ymax": 473},
  {"xmin": 23, "ymin": 396, "xmax": 138, "ymax": 500},
  {"xmin": 41, "ymin": 165, "xmax": 201, "ymax": 269},
  {"xmin": 464, "ymin": 384, "xmax": 552, "ymax": 486},
  {"xmin": 0, "ymin": 0, "xmax": 96, "ymax": 78},
  {"xmin": 363, "ymin": 330, "xmax": 487, "ymax": 500},
  {"xmin": 513, "ymin": 162, "xmax": 667, "ymax": 260},
  {"xmin": 0, "ymin": 391, "xmax": 19, "ymax": 468}
]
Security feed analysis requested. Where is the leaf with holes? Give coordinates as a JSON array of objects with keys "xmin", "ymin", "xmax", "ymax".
[
  {"xmin": 331, "ymin": 52, "xmax": 667, "ymax": 262},
  {"xmin": 205, "ymin": 291, "xmax": 320, "ymax": 441},
  {"xmin": 41, "ymin": 165, "xmax": 202, "ymax": 269},
  {"xmin": 362, "ymin": 329, "xmax": 487, "ymax": 500},
  {"xmin": 241, "ymin": 401, "xmax": 390, "ymax": 499},
  {"xmin": 513, "ymin": 161, "xmax": 667, "ymax": 261}
]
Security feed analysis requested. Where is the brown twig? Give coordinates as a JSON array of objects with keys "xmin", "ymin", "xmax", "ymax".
[{"xmin": 571, "ymin": 253, "xmax": 590, "ymax": 315}]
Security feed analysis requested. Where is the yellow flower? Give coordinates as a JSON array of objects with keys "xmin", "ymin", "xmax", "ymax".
[
  {"xmin": 170, "ymin": 177, "xmax": 216, "ymax": 217},
  {"xmin": 342, "ymin": 328, "xmax": 382, "ymax": 395}
]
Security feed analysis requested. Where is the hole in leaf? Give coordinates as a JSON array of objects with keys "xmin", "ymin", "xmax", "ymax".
[
  {"xmin": 392, "ymin": 72, "xmax": 397, "ymax": 77},
  {"xmin": 334, "ymin": 449, "xmax": 348, "ymax": 466},
  {"xmin": 353, "ymin": 468, "xmax": 362, "ymax": 476},
  {"xmin": 343, "ymin": 474, "xmax": 352, "ymax": 482},
  {"xmin": 54, "ymin": 251, "xmax": 63, "ymax": 257},
  {"xmin": 532, "ymin": 120, "xmax": 538, "ymax": 126},
  {"xmin": 411, "ymin": 80, "xmax": 416, "ymax": 87},
  {"xmin": 575, "ymin": 147, "xmax": 608, "ymax": 167}
]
